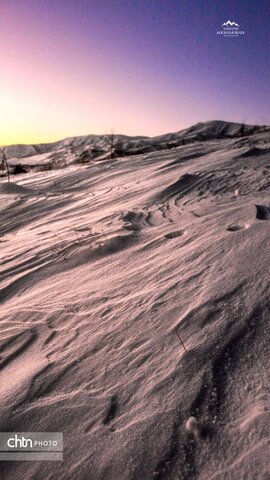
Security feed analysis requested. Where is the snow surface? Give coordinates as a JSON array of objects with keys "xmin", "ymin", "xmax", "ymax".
[{"xmin": 0, "ymin": 121, "xmax": 270, "ymax": 479}]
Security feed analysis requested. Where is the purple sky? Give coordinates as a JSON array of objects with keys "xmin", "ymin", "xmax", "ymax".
[{"xmin": 0, "ymin": 0, "xmax": 269, "ymax": 144}]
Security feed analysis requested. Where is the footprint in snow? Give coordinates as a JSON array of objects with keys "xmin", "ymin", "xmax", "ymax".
[
  {"xmin": 103, "ymin": 395, "xmax": 118, "ymax": 426},
  {"xmin": 165, "ymin": 230, "xmax": 185, "ymax": 239},
  {"xmin": 227, "ymin": 223, "xmax": 248, "ymax": 232}
]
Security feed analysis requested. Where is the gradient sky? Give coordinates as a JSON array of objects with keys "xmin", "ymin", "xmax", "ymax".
[{"xmin": 0, "ymin": 0, "xmax": 270, "ymax": 145}]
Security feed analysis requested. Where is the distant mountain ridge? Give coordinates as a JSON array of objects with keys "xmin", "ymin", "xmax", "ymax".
[
  {"xmin": 1, "ymin": 121, "xmax": 269, "ymax": 176},
  {"xmin": 2, "ymin": 121, "xmax": 269, "ymax": 158}
]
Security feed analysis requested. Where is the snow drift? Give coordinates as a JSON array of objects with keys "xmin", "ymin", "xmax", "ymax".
[{"xmin": 0, "ymin": 121, "xmax": 269, "ymax": 479}]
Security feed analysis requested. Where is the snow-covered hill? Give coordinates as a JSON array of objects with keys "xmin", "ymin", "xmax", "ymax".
[
  {"xmin": 2, "ymin": 121, "xmax": 269, "ymax": 176},
  {"xmin": 0, "ymin": 121, "xmax": 270, "ymax": 479}
]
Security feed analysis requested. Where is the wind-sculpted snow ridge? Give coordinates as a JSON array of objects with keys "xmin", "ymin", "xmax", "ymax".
[{"xmin": 0, "ymin": 124, "xmax": 270, "ymax": 479}]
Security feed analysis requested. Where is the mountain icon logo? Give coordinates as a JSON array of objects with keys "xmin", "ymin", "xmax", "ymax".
[
  {"xmin": 222, "ymin": 20, "xmax": 239, "ymax": 27},
  {"xmin": 217, "ymin": 19, "xmax": 245, "ymax": 36}
]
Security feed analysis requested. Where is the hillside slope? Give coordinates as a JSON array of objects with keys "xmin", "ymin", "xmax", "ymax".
[
  {"xmin": 0, "ymin": 124, "xmax": 270, "ymax": 479},
  {"xmin": 2, "ymin": 121, "xmax": 269, "ymax": 175}
]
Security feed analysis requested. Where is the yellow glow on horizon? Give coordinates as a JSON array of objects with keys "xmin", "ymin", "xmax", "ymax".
[
  {"xmin": 0, "ymin": 80, "xmax": 97, "ymax": 146},
  {"xmin": 0, "ymin": 50, "xmax": 189, "ymax": 146},
  {"xmin": 0, "ymin": 20, "xmax": 190, "ymax": 146},
  {"xmin": 0, "ymin": 41, "xmax": 190, "ymax": 146}
]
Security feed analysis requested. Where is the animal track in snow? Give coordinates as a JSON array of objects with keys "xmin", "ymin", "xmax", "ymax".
[
  {"xmin": 227, "ymin": 223, "xmax": 248, "ymax": 232},
  {"xmin": 165, "ymin": 230, "xmax": 185, "ymax": 239},
  {"xmin": 103, "ymin": 395, "xmax": 118, "ymax": 425}
]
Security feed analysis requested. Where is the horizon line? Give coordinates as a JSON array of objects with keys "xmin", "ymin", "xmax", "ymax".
[{"xmin": 2, "ymin": 119, "xmax": 268, "ymax": 148}]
